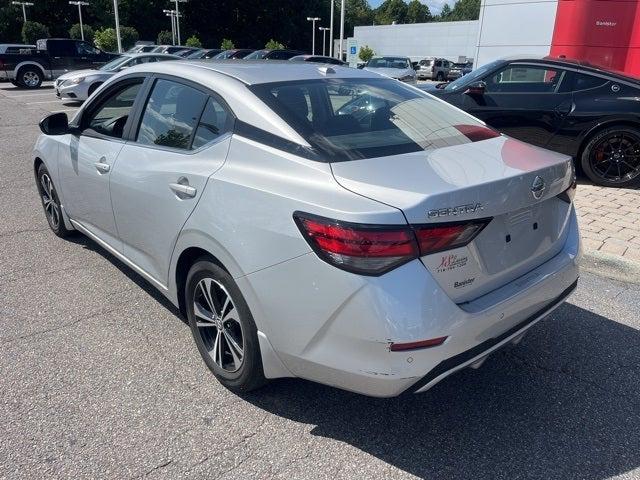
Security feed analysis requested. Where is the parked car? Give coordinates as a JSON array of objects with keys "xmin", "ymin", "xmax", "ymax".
[
  {"xmin": 0, "ymin": 43, "xmax": 35, "ymax": 54},
  {"xmin": 151, "ymin": 45, "xmax": 193, "ymax": 55},
  {"xmin": 447, "ymin": 62, "xmax": 473, "ymax": 80},
  {"xmin": 416, "ymin": 57, "xmax": 451, "ymax": 81},
  {"xmin": 364, "ymin": 56, "xmax": 417, "ymax": 84},
  {"xmin": 186, "ymin": 48, "xmax": 223, "ymax": 59},
  {"xmin": 33, "ymin": 61, "xmax": 579, "ymax": 397},
  {"xmin": 126, "ymin": 44, "xmax": 156, "ymax": 53},
  {"xmin": 213, "ymin": 49, "xmax": 255, "ymax": 59},
  {"xmin": 243, "ymin": 49, "xmax": 305, "ymax": 60},
  {"xmin": 289, "ymin": 54, "xmax": 346, "ymax": 65},
  {"xmin": 54, "ymin": 53, "xmax": 178, "ymax": 102},
  {"xmin": 174, "ymin": 48, "xmax": 200, "ymax": 58},
  {"xmin": 0, "ymin": 38, "xmax": 117, "ymax": 88},
  {"xmin": 421, "ymin": 56, "xmax": 640, "ymax": 187}
]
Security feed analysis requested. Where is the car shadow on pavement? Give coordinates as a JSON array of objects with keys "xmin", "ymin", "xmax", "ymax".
[{"xmin": 244, "ymin": 303, "xmax": 640, "ymax": 480}]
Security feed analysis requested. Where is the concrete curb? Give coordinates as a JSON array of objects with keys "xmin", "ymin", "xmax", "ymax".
[{"xmin": 581, "ymin": 249, "xmax": 640, "ymax": 285}]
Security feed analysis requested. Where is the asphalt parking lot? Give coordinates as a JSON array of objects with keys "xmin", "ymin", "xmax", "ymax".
[{"xmin": 1, "ymin": 82, "xmax": 640, "ymax": 480}]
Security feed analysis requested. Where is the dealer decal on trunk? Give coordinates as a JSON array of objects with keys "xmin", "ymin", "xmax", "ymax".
[{"xmin": 437, "ymin": 254, "xmax": 468, "ymax": 273}]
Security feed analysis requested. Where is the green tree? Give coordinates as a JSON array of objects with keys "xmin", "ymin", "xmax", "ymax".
[
  {"xmin": 221, "ymin": 38, "xmax": 234, "ymax": 50},
  {"xmin": 374, "ymin": 0, "xmax": 408, "ymax": 25},
  {"xmin": 265, "ymin": 38, "xmax": 284, "ymax": 49},
  {"xmin": 94, "ymin": 28, "xmax": 118, "ymax": 51},
  {"xmin": 343, "ymin": 0, "xmax": 374, "ymax": 36},
  {"xmin": 120, "ymin": 26, "xmax": 139, "ymax": 50},
  {"xmin": 185, "ymin": 35, "xmax": 202, "ymax": 47},
  {"xmin": 406, "ymin": 0, "xmax": 432, "ymax": 23},
  {"xmin": 157, "ymin": 30, "xmax": 173, "ymax": 45},
  {"xmin": 69, "ymin": 23, "xmax": 95, "ymax": 42},
  {"xmin": 438, "ymin": 3, "xmax": 452, "ymax": 21},
  {"xmin": 21, "ymin": 21, "xmax": 49, "ymax": 44},
  {"xmin": 449, "ymin": 0, "xmax": 481, "ymax": 21},
  {"xmin": 358, "ymin": 45, "xmax": 374, "ymax": 62}
]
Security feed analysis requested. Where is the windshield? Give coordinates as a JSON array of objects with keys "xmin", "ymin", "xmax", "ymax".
[
  {"xmin": 444, "ymin": 60, "xmax": 502, "ymax": 91},
  {"xmin": 249, "ymin": 78, "xmax": 491, "ymax": 162},
  {"xmin": 99, "ymin": 56, "xmax": 131, "ymax": 72},
  {"xmin": 186, "ymin": 49, "xmax": 204, "ymax": 58},
  {"xmin": 244, "ymin": 50, "xmax": 268, "ymax": 59},
  {"xmin": 367, "ymin": 57, "xmax": 410, "ymax": 69}
]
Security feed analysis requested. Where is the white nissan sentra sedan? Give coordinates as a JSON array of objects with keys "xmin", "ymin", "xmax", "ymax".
[{"xmin": 33, "ymin": 61, "xmax": 580, "ymax": 397}]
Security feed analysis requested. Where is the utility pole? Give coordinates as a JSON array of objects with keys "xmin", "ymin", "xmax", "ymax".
[
  {"xmin": 163, "ymin": 9, "xmax": 177, "ymax": 45},
  {"xmin": 113, "ymin": 0, "xmax": 122, "ymax": 52},
  {"xmin": 338, "ymin": 0, "xmax": 345, "ymax": 62},
  {"xmin": 319, "ymin": 27, "xmax": 329, "ymax": 56},
  {"xmin": 329, "ymin": 0, "xmax": 334, "ymax": 57},
  {"xmin": 69, "ymin": 1, "xmax": 89, "ymax": 40},
  {"xmin": 306, "ymin": 16, "xmax": 320, "ymax": 55},
  {"xmin": 172, "ymin": 0, "xmax": 187, "ymax": 45},
  {"xmin": 11, "ymin": 1, "xmax": 34, "ymax": 23}
]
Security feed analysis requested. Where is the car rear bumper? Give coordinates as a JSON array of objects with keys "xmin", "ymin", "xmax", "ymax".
[{"xmin": 242, "ymin": 207, "xmax": 581, "ymax": 397}]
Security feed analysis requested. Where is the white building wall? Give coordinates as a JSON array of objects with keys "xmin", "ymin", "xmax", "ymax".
[
  {"xmin": 475, "ymin": 0, "xmax": 558, "ymax": 67},
  {"xmin": 353, "ymin": 20, "xmax": 479, "ymax": 62}
]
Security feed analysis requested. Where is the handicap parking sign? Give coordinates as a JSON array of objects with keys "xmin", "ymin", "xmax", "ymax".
[{"xmin": 350, "ymin": 46, "xmax": 357, "ymax": 54}]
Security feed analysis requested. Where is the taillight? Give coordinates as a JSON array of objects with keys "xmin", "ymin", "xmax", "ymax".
[{"xmin": 294, "ymin": 212, "xmax": 491, "ymax": 276}]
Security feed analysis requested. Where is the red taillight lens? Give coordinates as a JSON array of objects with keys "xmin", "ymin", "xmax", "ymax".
[
  {"xmin": 294, "ymin": 212, "xmax": 491, "ymax": 276},
  {"xmin": 454, "ymin": 124, "xmax": 500, "ymax": 142},
  {"xmin": 414, "ymin": 221, "xmax": 489, "ymax": 256},
  {"xmin": 294, "ymin": 212, "xmax": 418, "ymax": 275}
]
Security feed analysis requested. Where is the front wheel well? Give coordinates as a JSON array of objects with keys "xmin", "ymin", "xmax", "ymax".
[
  {"xmin": 33, "ymin": 157, "xmax": 44, "ymax": 178},
  {"xmin": 17, "ymin": 63, "xmax": 44, "ymax": 78},
  {"xmin": 175, "ymin": 247, "xmax": 230, "ymax": 318}
]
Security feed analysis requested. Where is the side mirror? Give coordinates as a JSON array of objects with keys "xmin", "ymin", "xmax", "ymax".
[
  {"xmin": 39, "ymin": 112, "xmax": 69, "ymax": 135},
  {"xmin": 465, "ymin": 81, "xmax": 486, "ymax": 96}
]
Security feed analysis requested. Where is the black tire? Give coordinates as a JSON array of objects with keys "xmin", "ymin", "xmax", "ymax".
[
  {"xmin": 185, "ymin": 259, "xmax": 266, "ymax": 393},
  {"xmin": 17, "ymin": 66, "xmax": 43, "ymax": 89},
  {"xmin": 36, "ymin": 163, "xmax": 73, "ymax": 238},
  {"xmin": 87, "ymin": 82, "xmax": 102, "ymax": 97},
  {"xmin": 581, "ymin": 126, "xmax": 640, "ymax": 188}
]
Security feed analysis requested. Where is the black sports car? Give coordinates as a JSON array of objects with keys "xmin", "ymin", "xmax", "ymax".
[{"xmin": 421, "ymin": 56, "xmax": 640, "ymax": 187}]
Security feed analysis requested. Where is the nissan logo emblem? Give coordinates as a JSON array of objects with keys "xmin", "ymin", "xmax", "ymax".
[{"xmin": 531, "ymin": 176, "xmax": 546, "ymax": 200}]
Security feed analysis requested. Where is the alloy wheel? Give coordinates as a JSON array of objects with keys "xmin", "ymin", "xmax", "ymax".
[
  {"xmin": 40, "ymin": 173, "xmax": 60, "ymax": 229},
  {"xmin": 193, "ymin": 277, "xmax": 244, "ymax": 372},
  {"xmin": 23, "ymin": 71, "xmax": 40, "ymax": 88},
  {"xmin": 590, "ymin": 131, "xmax": 640, "ymax": 184}
]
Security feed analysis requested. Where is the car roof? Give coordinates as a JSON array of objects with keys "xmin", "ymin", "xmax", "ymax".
[
  {"xmin": 123, "ymin": 52, "xmax": 179, "ymax": 58},
  {"xmin": 124, "ymin": 59, "xmax": 378, "ymax": 85}
]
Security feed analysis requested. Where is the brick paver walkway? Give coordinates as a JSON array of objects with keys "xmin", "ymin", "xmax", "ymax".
[{"xmin": 574, "ymin": 182, "xmax": 640, "ymax": 263}]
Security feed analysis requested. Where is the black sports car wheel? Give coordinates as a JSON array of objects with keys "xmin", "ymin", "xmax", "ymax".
[{"xmin": 582, "ymin": 126, "xmax": 640, "ymax": 187}]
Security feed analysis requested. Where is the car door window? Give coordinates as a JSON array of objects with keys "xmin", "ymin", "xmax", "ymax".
[
  {"xmin": 485, "ymin": 65, "xmax": 566, "ymax": 93},
  {"xmin": 76, "ymin": 41, "xmax": 100, "ymax": 56},
  {"xmin": 191, "ymin": 97, "xmax": 234, "ymax": 149},
  {"xmin": 84, "ymin": 81, "xmax": 143, "ymax": 138},
  {"xmin": 137, "ymin": 79, "xmax": 208, "ymax": 150}
]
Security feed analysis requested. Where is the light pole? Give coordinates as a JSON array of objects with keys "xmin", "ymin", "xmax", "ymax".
[
  {"xmin": 113, "ymin": 0, "xmax": 122, "ymax": 53},
  {"xmin": 338, "ymin": 0, "xmax": 345, "ymax": 62},
  {"xmin": 319, "ymin": 27, "xmax": 329, "ymax": 56},
  {"xmin": 11, "ymin": 1, "xmax": 34, "ymax": 23},
  {"xmin": 163, "ymin": 9, "xmax": 176, "ymax": 45},
  {"xmin": 329, "ymin": 0, "xmax": 334, "ymax": 57},
  {"xmin": 306, "ymin": 16, "xmax": 320, "ymax": 55},
  {"xmin": 171, "ymin": 0, "xmax": 187, "ymax": 45},
  {"xmin": 69, "ymin": 1, "xmax": 89, "ymax": 40}
]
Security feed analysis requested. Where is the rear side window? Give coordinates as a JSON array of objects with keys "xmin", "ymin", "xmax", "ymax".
[
  {"xmin": 137, "ymin": 79, "xmax": 207, "ymax": 150},
  {"xmin": 573, "ymin": 73, "xmax": 608, "ymax": 91},
  {"xmin": 192, "ymin": 97, "xmax": 234, "ymax": 149}
]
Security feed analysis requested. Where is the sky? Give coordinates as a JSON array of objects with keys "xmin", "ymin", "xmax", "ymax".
[{"xmin": 367, "ymin": 0, "xmax": 448, "ymax": 14}]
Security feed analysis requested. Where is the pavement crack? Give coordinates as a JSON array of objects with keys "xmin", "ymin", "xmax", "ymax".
[{"xmin": 133, "ymin": 459, "xmax": 173, "ymax": 479}]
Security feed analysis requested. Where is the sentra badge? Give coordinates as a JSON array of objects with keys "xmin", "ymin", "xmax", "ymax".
[{"xmin": 428, "ymin": 203, "xmax": 484, "ymax": 219}]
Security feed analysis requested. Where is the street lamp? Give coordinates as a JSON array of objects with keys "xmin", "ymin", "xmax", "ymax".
[
  {"xmin": 170, "ymin": 0, "xmax": 187, "ymax": 45},
  {"xmin": 338, "ymin": 0, "xmax": 345, "ymax": 62},
  {"xmin": 306, "ymin": 16, "xmax": 320, "ymax": 55},
  {"xmin": 113, "ymin": 0, "xmax": 122, "ymax": 53},
  {"xmin": 319, "ymin": 27, "xmax": 329, "ymax": 56},
  {"xmin": 69, "ymin": 1, "xmax": 89, "ymax": 40},
  {"xmin": 163, "ymin": 9, "xmax": 180, "ymax": 45},
  {"xmin": 11, "ymin": 1, "xmax": 34, "ymax": 23}
]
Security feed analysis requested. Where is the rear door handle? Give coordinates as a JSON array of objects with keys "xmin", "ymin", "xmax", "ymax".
[
  {"xmin": 169, "ymin": 182, "xmax": 197, "ymax": 198},
  {"xmin": 94, "ymin": 161, "xmax": 110, "ymax": 173}
]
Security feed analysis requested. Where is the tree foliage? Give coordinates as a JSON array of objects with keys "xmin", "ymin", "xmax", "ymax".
[
  {"xmin": 185, "ymin": 35, "xmax": 202, "ymax": 47},
  {"xmin": 374, "ymin": 0, "xmax": 408, "ymax": 25},
  {"xmin": 265, "ymin": 39, "xmax": 284, "ymax": 49},
  {"xmin": 438, "ymin": 3, "xmax": 452, "ymax": 21},
  {"xmin": 220, "ymin": 38, "xmax": 235, "ymax": 50},
  {"xmin": 94, "ymin": 27, "xmax": 118, "ymax": 51},
  {"xmin": 120, "ymin": 26, "xmax": 139, "ymax": 50},
  {"xmin": 448, "ymin": 0, "xmax": 480, "ymax": 21},
  {"xmin": 69, "ymin": 23, "xmax": 95, "ymax": 42},
  {"xmin": 406, "ymin": 0, "xmax": 432, "ymax": 23},
  {"xmin": 358, "ymin": 44, "xmax": 374, "ymax": 62},
  {"xmin": 21, "ymin": 21, "xmax": 49, "ymax": 44},
  {"xmin": 157, "ymin": 30, "xmax": 173, "ymax": 45}
]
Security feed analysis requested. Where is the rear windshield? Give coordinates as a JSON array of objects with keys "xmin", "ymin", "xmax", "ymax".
[{"xmin": 249, "ymin": 78, "xmax": 493, "ymax": 162}]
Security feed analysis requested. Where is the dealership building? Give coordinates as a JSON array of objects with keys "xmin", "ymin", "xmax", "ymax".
[{"xmin": 350, "ymin": 0, "xmax": 640, "ymax": 77}]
